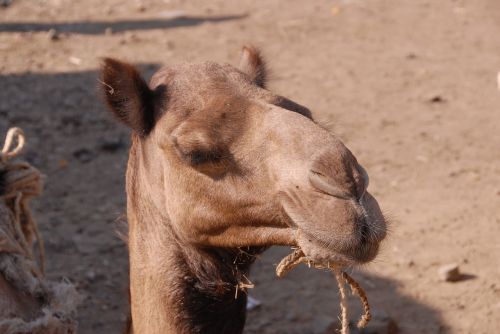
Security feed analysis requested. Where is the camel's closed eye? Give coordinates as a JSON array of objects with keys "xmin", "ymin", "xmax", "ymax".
[
  {"xmin": 187, "ymin": 148, "xmax": 225, "ymax": 166},
  {"xmin": 185, "ymin": 147, "xmax": 235, "ymax": 178},
  {"xmin": 171, "ymin": 133, "xmax": 233, "ymax": 177}
]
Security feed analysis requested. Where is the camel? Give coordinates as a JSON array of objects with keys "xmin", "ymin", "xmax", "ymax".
[
  {"xmin": 100, "ymin": 46, "xmax": 387, "ymax": 334},
  {"xmin": 0, "ymin": 128, "xmax": 78, "ymax": 334}
]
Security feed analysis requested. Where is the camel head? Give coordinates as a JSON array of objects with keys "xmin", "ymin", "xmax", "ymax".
[{"xmin": 100, "ymin": 46, "xmax": 386, "ymax": 267}]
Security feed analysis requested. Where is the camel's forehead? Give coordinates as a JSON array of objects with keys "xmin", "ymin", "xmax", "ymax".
[{"xmin": 150, "ymin": 61, "xmax": 252, "ymax": 94}]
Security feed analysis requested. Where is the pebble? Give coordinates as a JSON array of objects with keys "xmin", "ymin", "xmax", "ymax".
[
  {"xmin": 136, "ymin": 1, "xmax": 146, "ymax": 12},
  {"xmin": 68, "ymin": 56, "xmax": 82, "ymax": 66},
  {"xmin": 427, "ymin": 95, "xmax": 445, "ymax": 104},
  {"xmin": 497, "ymin": 71, "xmax": 500, "ymax": 91},
  {"xmin": 73, "ymin": 148, "xmax": 94, "ymax": 163},
  {"xmin": 47, "ymin": 28, "xmax": 60, "ymax": 41},
  {"xmin": 86, "ymin": 270, "xmax": 96, "ymax": 281},
  {"xmin": 246, "ymin": 296, "xmax": 261, "ymax": 311},
  {"xmin": 58, "ymin": 159, "xmax": 69, "ymax": 169},
  {"xmin": 438, "ymin": 263, "xmax": 462, "ymax": 282}
]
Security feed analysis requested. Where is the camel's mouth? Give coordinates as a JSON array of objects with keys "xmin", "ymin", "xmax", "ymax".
[
  {"xmin": 282, "ymin": 190, "xmax": 387, "ymax": 267},
  {"xmin": 296, "ymin": 219, "xmax": 385, "ymax": 267}
]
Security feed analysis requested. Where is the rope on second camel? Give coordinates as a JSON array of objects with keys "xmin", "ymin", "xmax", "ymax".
[
  {"xmin": 276, "ymin": 248, "xmax": 371, "ymax": 334},
  {"xmin": 0, "ymin": 127, "xmax": 45, "ymax": 275},
  {"xmin": 0, "ymin": 127, "xmax": 78, "ymax": 334}
]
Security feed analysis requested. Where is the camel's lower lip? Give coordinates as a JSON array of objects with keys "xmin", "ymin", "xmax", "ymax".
[{"xmin": 296, "ymin": 230, "xmax": 381, "ymax": 266}]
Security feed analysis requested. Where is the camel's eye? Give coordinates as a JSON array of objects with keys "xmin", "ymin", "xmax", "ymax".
[
  {"xmin": 170, "ymin": 132, "xmax": 227, "ymax": 167},
  {"xmin": 170, "ymin": 124, "xmax": 232, "ymax": 174},
  {"xmin": 185, "ymin": 147, "xmax": 232, "ymax": 178},
  {"xmin": 188, "ymin": 149, "xmax": 224, "ymax": 166}
]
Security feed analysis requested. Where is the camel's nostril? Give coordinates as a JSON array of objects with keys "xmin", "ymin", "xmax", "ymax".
[
  {"xmin": 358, "ymin": 165, "xmax": 369, "ymax": 190},
  {"xmin": 309, "ymin": 170, "xmax": 352, "ymax": 200}
]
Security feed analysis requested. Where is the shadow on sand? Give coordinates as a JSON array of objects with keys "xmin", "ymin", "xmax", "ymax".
[
  {"xmin": 246, "ymin": 247, "xmax": 448, "ymax": 334},
  {"xmin": 0, "ymin": 15, "xmax": 246, "ymax": 35},
  {"xmin": 0, "ymin": 67, "xmax": 160, "ymax": 334}
]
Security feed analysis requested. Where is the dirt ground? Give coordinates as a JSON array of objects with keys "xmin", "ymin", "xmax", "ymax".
[{"xmin": 1, "ymin": 0, "xmax": 499, "ymax": 333}]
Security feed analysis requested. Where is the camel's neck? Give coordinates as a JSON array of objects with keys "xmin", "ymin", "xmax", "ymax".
[
  {"xmin": 125, "ymin": 137, "xmax": 261, "ymax": 334},
  {"xmin": 169, "ymin": 245, "xmax": 260, "ymax": 333}
]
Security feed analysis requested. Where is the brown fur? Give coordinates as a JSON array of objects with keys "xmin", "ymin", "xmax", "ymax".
[{"xmin": 100, "ymin": 46, "xmax": 387, "ymax": 334}]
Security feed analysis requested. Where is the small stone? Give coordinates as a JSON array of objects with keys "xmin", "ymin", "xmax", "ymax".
[
  {"xmin": 58, "ymin": 159, "xmax": 68, "ymax": 169},
  {"xmin": 73, "ymin": 148, "xmax": 94, "ymax": 163},
  {"xmin": 497, "ymin": 71, "xmax": 500, "ymax": 92},
  {"xmin": 246, "ymin": 296, "xmax": 261, "ymax": 311},
  {"xmin": 68, "ymin": 56, "xmax": 82, "ymax": 66},
  {"xmin": 438, "ymin": 263, "xmax": 462, "ymax": 282},
  {"xmin": 427, "ymin": 95, "xmax": 445, "ymax": 104},
  {"xmin": 136, "ymin": 1, "xmax": 146, "ymax": 12},
  {"xmin": 47, "ymin": 28, "xmax": 59, "ymax": 41},
  {"xmin": 86, "ymin": 270, "xmax": 96, "ymax": 281},
  {"xmin": 104, "ymin": 27, "xmax": 113, "ymax": 35}
]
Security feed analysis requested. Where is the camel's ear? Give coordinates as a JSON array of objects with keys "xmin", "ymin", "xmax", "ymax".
[
  {"xmin": 100, "ymin": 58, "xmax": 156, "ymax": 136},
  {"xmin": 238, "ymin": 45, "xmax": 267, "ymax": 88}
]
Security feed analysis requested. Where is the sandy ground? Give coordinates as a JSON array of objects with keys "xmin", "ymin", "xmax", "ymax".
[{"xmin": 1, "ymin": 0, "xmax": 500, "ymax": 333}]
